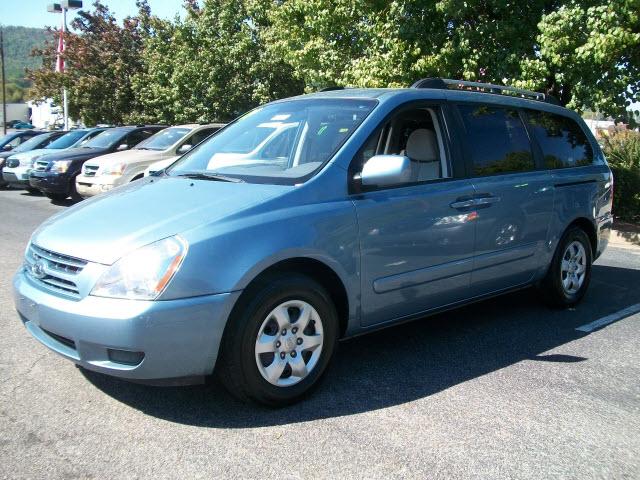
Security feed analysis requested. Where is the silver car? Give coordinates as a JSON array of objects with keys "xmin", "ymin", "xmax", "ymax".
[{"xmin": 13, "ymin": 80, "xmax": 613, "ymax": 405}]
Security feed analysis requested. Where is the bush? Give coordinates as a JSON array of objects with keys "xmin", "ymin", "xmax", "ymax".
[{"xmin": 602, "ymin": 130, "xmax": 640, "ymax": 222}]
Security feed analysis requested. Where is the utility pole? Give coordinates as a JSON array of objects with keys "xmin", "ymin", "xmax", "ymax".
[{"xmin": 1, "ymin": 26, "xmax": 7, "ymax": 135}]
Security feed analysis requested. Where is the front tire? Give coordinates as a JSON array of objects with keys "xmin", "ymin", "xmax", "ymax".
[
  {"xmin": 45, "ymin": 192, "xmax": 68, "ymax": 201},
  {"xmin": 70, "ymin": 177, "xmax": 83, "ymax": 202},
  {"xmin": 539, "ymin": 226, "xmax": 592, "ymax": 307},
  {"xmin": 218, "ymin": 274, "xmax": 339, "ymax": 406}
]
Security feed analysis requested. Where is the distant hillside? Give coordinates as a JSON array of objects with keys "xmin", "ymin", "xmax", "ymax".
[{"xmin": 2, "ymin": 26, "xmax": 48, "ymax": 84}]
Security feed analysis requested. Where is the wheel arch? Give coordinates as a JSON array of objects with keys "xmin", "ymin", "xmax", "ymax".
[
  {"xmin": 566, "ymin": 217, "xmax": 597, "ymax": 254},
  {"xmin": 230, "ymin": 257, "xmax": 351, "ymax": 339}
]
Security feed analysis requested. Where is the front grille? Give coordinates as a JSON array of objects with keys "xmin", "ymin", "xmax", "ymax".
[
  {"xmin": 25, "ymin": 244, "xmax": 88, "ymax": 298},
  {"xmin": 83, "ymin": 165, "xmax": 99, "ymax": 177},
  {"xmin": 34, "ymin": 160, "xmax": 50, "ymax": 172},
  {"xmin": 6, "ymin": 158, "xmax": 19, "ymax": 168}
]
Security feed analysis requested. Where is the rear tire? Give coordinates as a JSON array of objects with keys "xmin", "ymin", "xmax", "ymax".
[
  {"xmin": 217, "ymin": 274, "xmax": 339, "ymax": 407},
  {"xmin": 538, "ymin": 226, "xmax": 592, "ymax": 308},
  {"xmin": 26, "ymin": 187, "xmax": 40, "ymax": 195}
]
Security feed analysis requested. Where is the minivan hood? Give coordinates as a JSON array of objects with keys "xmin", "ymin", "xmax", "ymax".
[
  {"xmin": 31, "ymin": 176, "xmax": 289, "ymax": 265},
  {"xmin": 42, "ymin": 147, "xmax": 109, "ymax": 163},
  {"xmin": 84, "ymin": 149, "xmax": 163, "ymax": 168},
  {"xmin": 9, "ymin": 148, "xmax": 62, "ymax": 162}
]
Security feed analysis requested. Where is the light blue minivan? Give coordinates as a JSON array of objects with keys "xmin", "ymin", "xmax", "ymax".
[{"xmin": 13, "ymin": 79, "xmax": 613, "ymax": 405}]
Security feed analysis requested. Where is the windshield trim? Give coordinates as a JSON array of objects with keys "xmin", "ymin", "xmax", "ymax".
[{"xmin": 167, "ymin": 98, "xmax": 379, "ymax": 186}]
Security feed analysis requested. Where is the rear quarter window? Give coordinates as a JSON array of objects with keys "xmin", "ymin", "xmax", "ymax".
[
  {"xmin": 526, "ymin": 110, "xmax": 593, "ymax": 169},
  {"xmin": 458, "ymin": 104, "xmax": 534, "ymax": 176}
]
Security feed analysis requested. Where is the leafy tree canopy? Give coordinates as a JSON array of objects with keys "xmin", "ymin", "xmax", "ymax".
[{"xmin": 24, "ymin": 0, "xmax": 639, "ymax": 124}]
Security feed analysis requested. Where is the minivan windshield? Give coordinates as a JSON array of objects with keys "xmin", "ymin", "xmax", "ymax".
[
  {"xmin": 11, "ymin": 133, "xmax": 52, "ymax": 153},
  {"xmin": 136, "ymin": 127, "xmax": 191, "ymax": 151},
  {"xmin": 168, "ymin": 99, "xmax": 377, "ymax": 184},
  {"xmin": 45, "ymin": 130, "xmax": 88, "ymax": 150},
  {"xmin": 83, "ymin": 129, "xmax": 127, "ymax": 149}
]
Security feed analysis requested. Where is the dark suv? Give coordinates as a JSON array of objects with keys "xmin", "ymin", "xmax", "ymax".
[{"xmin": 29, "ymin": 126, "xmax": 165, "ymax": 201}]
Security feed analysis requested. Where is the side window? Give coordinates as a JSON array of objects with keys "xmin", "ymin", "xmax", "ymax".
[
  {"xmin": 182, "ymin": 128, "xmax": 217, "ymax": 151},
  {"xmin": 353, "ymin": 106, "xmax": 449, "ymax": 185},
  {"xmin": 8, "ymin": 136, "xmax": 23, "ymax": 148},
  {"xmin": 126, "ymin": 129, "xmax": 154, "ymax": 148},
  {"xmin": 42, "ymin": 134, "xmax": 62, "ymax": 147},
  {"xmin": 526, "ymin": 111, "xmax": 593, "ymax": 169},
  {"xmin": 79, "ymin": 130, "xmax": 102, "ymax": 145},
  {"xmin": 458, "ymin": 104, "xmax": 534, "ymax": 176}
]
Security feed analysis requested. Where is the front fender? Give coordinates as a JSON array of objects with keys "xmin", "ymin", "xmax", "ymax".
[{"xmin": 162, "ymin": 193, "xmax": 361, "ymax": 326}]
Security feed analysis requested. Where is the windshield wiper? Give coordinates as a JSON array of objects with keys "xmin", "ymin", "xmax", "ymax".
[{"xmin": 176, "ymin": 172, "xmax": 244, "ymax": 183}]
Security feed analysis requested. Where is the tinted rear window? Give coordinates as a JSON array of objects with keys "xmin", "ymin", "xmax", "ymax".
[
  {"xmin": 526, "ymin": 111, "xmax": 593, "ymax": 169},
  {"xmin": 458, "ymin": 105, "xmax": 534, "ymax": 176}
]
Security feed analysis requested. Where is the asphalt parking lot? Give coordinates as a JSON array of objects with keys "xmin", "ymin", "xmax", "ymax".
[{"xmin": 1, "ymin": 188, "xmax": 639, "ymax": 479}]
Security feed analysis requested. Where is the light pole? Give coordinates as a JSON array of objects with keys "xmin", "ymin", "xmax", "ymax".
[
  {"xmin": 1, "ymin": 26, "xmax": 7, "ymax": 135},
  {"xmin": 47, "ymin": 1, "xmax": 82, "ymax": 130}
]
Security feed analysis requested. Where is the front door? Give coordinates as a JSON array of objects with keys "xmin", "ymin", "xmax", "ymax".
[{"xmin": 351, "ymin": 104, "xmax": 477, "ymax": 327}]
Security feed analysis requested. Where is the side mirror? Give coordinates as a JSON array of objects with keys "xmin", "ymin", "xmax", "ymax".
[
  {"xmin": 116, "ymin": 144, "xmax": 129, "ymax": 151},
  {"xmin": 360, "ymin": 155, "xmax": 412, "ymax": 188},
  {"xmin": 2, "ymin": 144, "xmax": 13, "ymax": 151},
  {"xmin": 177, "ymin": 144, "xmax": 192, "ymax": 154}
]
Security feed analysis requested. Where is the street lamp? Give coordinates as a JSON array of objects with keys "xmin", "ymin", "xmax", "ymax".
[{"xmin": 47, "ymin": 1, "xmax": 82, "ymax": 130}]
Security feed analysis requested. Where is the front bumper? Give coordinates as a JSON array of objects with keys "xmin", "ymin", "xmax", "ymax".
[
  {"xmin": 75, "ymin": 174, "xmax": 120, "ymax": 198},
  {"xmin": 13, "ymin": 268, "xmax": 241, "ymax": 381},
  {"xmin": 29, "ymin": 171, "xmax": 69, "ymax": 195},
  {"xmin": 3, "ymin": 166, "xmax": 32, "ymax": 186}
]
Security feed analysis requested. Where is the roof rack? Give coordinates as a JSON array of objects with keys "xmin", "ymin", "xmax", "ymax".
[
  {"xmin": 319, "ymin": 86, "xmax": 346, "ymax": 92},
  {"xmin": 411, "ymin": 77, "xmax": 557, "ymax": 104}
]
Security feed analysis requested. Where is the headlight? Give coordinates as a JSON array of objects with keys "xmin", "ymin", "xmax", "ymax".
[
  {"xmin": 91, "ymin": 236, "xmax": 188, "ymax": 300},
  {"xmin": 101, "ymin": 162, "xmax": 126, "ymax": 176},
  {"xmin": 51, "ymin": 160, "xmax": 72, "ymax": 173}
]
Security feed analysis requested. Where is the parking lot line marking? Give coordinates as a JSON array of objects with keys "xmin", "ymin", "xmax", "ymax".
[{"xmin": 575, "ymin": 303, "xmax": 640, "ymax": 333}]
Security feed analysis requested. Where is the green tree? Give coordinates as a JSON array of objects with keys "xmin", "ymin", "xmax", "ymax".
[
  {"xmin": 28, "ymin": 0, "xmax": 150, "ymax": 125},
  {"xmin": 268, "ymin": 0, "xmax": 639, "ymax": 119},
  {"xmin": 133, "ymin": 0, "xmax": 304, "ymax": 124},
  {"xmin": 266, "ymin": 1, "xmax": 557, "ymax": 89},
  {"xmin": 519, "ymin": 0, "xmax": 639, "ymax": 120}
]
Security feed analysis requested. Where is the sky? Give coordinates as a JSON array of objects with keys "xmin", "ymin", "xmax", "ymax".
[{"xmin": 0, "ymin": 0, "xmax": 185, "ymax": 29}]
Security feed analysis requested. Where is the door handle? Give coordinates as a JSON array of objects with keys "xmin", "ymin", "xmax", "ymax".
[
  {"xmin": 474, "ymin": 196, "xmax": 501, "ymax": 206},
  {"xmin": 450, "ymin": 199, "xmax": 476, "ymax": 209}
]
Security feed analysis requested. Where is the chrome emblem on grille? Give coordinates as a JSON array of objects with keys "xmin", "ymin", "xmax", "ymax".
[{"xmin": 31, "ymin": 260, "xmax": 46, "ymax": 279}]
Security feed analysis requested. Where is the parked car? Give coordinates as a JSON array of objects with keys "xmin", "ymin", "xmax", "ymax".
[
  {"xmin": 0, "ymin": 130, "xmax": 43, "ymax": 152},
  {"xmin": 0, "ymin": 131, "xmax": 67, "ymax": 189},
  {"xmin": 76, "ymin": 124, "xmax": 223, "ymax": 198},
  {"xmin": 3, "ymin": 128, "xmax": 108, "ymax": 191},
  {"xmin": 14, "ymin": 79, "xmax": 613, "ymax": 406},
  {"xmin": 28, "ymin": 125, "xmax": 165, "ymax": 201},
  {"xmin": 12, "ymin": 121, "xmax": 36, "ymax": 130}
]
